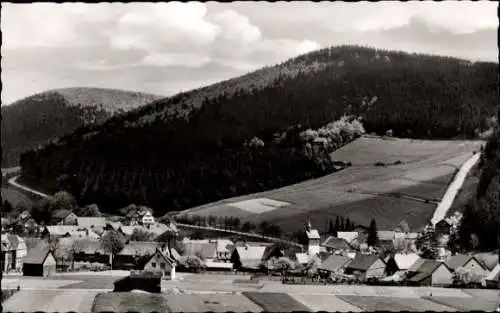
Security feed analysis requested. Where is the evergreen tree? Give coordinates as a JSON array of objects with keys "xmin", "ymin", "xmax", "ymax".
[
  {"xmin": 335, "ymin": 216, "xmax": 340, "ymax": 233},
  {"xmin": 367, "ymin": 218, "xmax": 379, "ymax": 247},
  {"xmin": 340, "ymin": 217, "xmax": 345, "ymax": 231},
  {"xmin": 418, "ymin": 224, "xmax": 439, "ymax": 260},
  {"xmin": 328, "ymin": 220, "xmax": 335, "ymax": 235}
]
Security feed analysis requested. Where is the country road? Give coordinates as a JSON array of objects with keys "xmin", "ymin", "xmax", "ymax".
[
  {"xmin": 8, "ymin": 175, "xmax": 50, "ymax": 198},
  {"xmin": 430, "ymin": 152, "xmax": 481, "ymax": 225}
]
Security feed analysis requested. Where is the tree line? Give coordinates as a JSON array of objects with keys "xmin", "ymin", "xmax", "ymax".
[{"xmin": 19, "ymin": 46, "xmax": 499, "ymax": 219}]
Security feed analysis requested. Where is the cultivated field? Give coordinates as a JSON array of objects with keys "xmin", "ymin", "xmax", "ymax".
[
  {"xmin": 422, "ymin": 296, "xmax": 500, "ymax": 312},
  {"xmin": 2, "ymin": 274, "xmax": 498, "ymax": 312},
  {"xmin": 3, "ymin": 289, "xmax": 100, "ymax": 312},
  {"xmin": 242, "ymin": 292, "xmax": 312, "ymax": 312},
  {"xmin": 164, "ymin": 294, "xmax": 263, "ymax": 312},
  {"xmin": 337, "ymin": 295, "xmax": 454, "ymax": 312},
  {"xmin": 184, "ymin": 136, "xmax": 482, "ymax": 233},
  {"xmin": 93, "ymin": 292, "xmax": 170, "ymax": 313}
]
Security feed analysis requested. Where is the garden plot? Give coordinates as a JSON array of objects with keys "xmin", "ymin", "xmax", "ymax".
[
  {"xmin": 3, "ymin": 289, "xmax": 99, "ymax": 312},
  {"xmin": 337, "ymin": 295, "xmax": 453, "ymax": 312},
  {"xmin": 291, "ymin": 294, "xmax": 362, "ymax": 312},
  {"xmin": 164, "ymin": 294, "xmax": 263, "ymax": 312},
  {"xmin": 423, "ymin": 296, "xmax": 500, "ymax": 312},
  {"xmin": 242, "ymin": 292, "xmax": 312, "ymax": 312},
  {"xmin": 92, "ymin": 292, "xmax": 170, "ymax": 313}
]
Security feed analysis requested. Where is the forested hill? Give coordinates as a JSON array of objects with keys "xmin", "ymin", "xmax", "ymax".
[
  {"xmin": 1, "ymin": 87, "xmax": 162, "ymax": 166},
  {"xmin": 19, "ymin": 45, "xmax": 499, "ymax": 217}
]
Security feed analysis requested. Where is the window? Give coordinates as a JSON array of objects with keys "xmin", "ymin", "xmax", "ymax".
[
  {"xmin": 151, "ymin": 262, "xmax": 156, "ymax": 268},
  {"xmin": 160, "ymin": 263, "xmax": 166, "ymax": 269}
]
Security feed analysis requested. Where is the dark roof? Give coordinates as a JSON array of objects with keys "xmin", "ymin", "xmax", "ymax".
[
  {"xmin": 145, "ymin": 249, "xmax": 175, "ymax": 267},
  {"xmin": 262, "ymin": 245, "xmax": 284, "ymax": 261},
  {"xmin": 321, "ymin": 236, "xmax": 352, "ymax": 250},
  {"xmin": 408, "ymin": 260, "xmax": 447, "ymax": 282},
  {"xmin": 445, "ymin": 254, "xmax": 476, "ymax": 270},
  {"xmin": 435, "ymin": 219, "xmax": 451, "ymax": 227},
  {"xmin": 52, "ymin": 209, "xmax": 74, "ymax": 220},
  {"xmin": 119, "ymin": 241, "xmax": 162, "ymax": 256},
  {"xmin": 319, "ymin": 254, "xmax": 352, "ymax": 272},
  {"xmin": 346, "ymin": 253, "xmax": 383, "ymax": 271},
  {"xmin": 23, "ymin": 246, "xmax": 52, "ymax": 264}
]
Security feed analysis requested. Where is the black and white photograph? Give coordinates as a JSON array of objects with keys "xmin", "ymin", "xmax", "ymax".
[{"xmin": 1, "ymin": 1, "xmax": 499, "ymax": 312}]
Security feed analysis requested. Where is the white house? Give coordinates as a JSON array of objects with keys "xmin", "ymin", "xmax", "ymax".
[
  {"xmin": 1, "ymin": 234, "xmax": 27, "ymax": 272},
  {"xmin": 143, "ymin": 248, "xmax": 176, "ymax": 280},
  {"xmin": 142, "ymin": 212, "xmax": 155, "ymax": 226}
]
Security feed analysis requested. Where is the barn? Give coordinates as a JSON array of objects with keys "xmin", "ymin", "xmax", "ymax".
[{"xmin": 22, "ymin": 246, "xmax": 56, "ymax": 277}]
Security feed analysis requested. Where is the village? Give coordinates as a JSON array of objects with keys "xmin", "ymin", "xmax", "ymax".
[{"xmin": 1, "ymin": 203, "xmax": 499, "ymax": 292}]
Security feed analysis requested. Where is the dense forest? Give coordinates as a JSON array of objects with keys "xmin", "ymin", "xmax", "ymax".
[
  {"xmin": 1, "ymin": 87, "xmax": 161, "ymax": 167},
  {"xmin": 19, "ymin": 46, "xmax": 499, "ymax": 218},
  {"xmin": 458, "ymin": 115, "xmax": 500, "ymax": 251}
]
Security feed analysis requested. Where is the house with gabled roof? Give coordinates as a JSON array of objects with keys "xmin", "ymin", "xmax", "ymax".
[
  {"xmin": 321, "ymin": 236, "xmax": 353, "ymax": 254},
  {"xmin": 231, "ymin": 244, "xmax": 267, "ymax": 270},
  {"xmin": 319, "ymin": 254, "xmax": 352, "ymax": 275},
  {"xmin": 484, "ymin": 263, "xmax": 499, "ymax": 288},
  {"xmin": 42, "ymin": 226, "xmax": 80, "ymax": 239},
  {"xmin": 115, "ymin": 241, "xmax": 165, "ymax": 270},
  {"xmin": 407, "ymin": 259, "xmax": 453, "ymax": 286},
  {"xmin": 1, "ymin": 234, "xmax": 27, "ymax": 272},
  {"xmin": 445, "ymin": 254, "xmax": 488, "ymax": 274},
  {"xmin": 337, "ymin": 231, "xmax": 359, "ymax": 244},
  {"xmin": 473, "ymin": 252, "xmax": 499, "ymax": 272},
  {"xmin": 344, "ymin": 253, "xmax": 386, "ymax": 280},
  {"xmin": 385, "ymin": 253, "xmax": 421, "ymax": 276},
  {"xmin": 143, "ymin": 248, "xmax": 176, "ymax": 280},
  {"xmin": 51, "ymin": 210, "xmax": 78, "ymax": 225},
  {"xmin": 22, "ymin": 246, "xmax": 56, "ymax": 277}
]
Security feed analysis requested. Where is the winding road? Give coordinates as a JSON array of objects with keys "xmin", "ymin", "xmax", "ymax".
[{"xmin": 8, "ymin": 175, "xmax": 50, "ymax": 198}]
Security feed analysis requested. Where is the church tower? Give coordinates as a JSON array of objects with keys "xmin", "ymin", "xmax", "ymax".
[{"xmin": 305, "ymin": 220, "xmax": 320, "ymax": 255}]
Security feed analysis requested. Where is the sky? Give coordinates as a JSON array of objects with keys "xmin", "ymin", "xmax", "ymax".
[{"xmin": 1, "ymin": 1, "xmax": 498, "ymax": 105}]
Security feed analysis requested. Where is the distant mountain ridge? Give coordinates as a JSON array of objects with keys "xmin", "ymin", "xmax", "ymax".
[
  {"xmin": 19, "ymin": 45, "xmax": 499, "ymax": 219},
  {"xmin": 1, "ymin": 87, "xmax": 163, "ymax": 166}
]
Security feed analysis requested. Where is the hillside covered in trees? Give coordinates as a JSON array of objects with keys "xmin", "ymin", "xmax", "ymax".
[
  {"xmin": 458, "ymin": 117, "xmax": 500, "ymax": 251},
  {"xmin": 19, "ymin": 46, "xmax": 499, "ymax": 218},
  {"xmin": 1, "ymin": 87, "xmax": 162, "ymax": 166}
]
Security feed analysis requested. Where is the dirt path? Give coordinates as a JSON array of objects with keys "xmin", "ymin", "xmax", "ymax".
[
  {"xmin": 8, "ymin": 175, "xmax": 50, "ymax": 198},
  {"xmin": 431, "ymin": 152, "xmax": 481, "ymax": 225}
]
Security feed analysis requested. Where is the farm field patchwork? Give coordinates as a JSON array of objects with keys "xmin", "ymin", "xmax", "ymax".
[
  {"xmin": 183, "ymin": 136, "xmax": 482, "ymax": 233},
  {"xmin": 242, "ymin": 292, "xmax": 312, "ymax": 312}
]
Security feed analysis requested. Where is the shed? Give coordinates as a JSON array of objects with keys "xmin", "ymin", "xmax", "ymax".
[
  {"xmin": 22, "ymin": 247, "xmax": 56, "ymax": 277},
  {"xmin": 434, "ymin": 220, "xmax": 451, "ymax": 236},
  {"xmin": 231, "ymin": 245, "xmax": 267, "ymax": 270},
  {"xmin": 113, "ymin": 270, "xmax": 162, "ymax": 293},
  {"xmin": 385, "ymin": 253, "xmax": 421, "ymax": 276}
]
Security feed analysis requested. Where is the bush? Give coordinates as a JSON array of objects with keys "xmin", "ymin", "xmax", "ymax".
[{"xmin": 1, "ymin": 289, "xmax": 19, "ymax": 303}]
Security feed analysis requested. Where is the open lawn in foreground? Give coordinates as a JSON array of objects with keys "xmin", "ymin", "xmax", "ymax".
[
  {"xmin": 184, "ymin": 136, "xmax": 481, "ymax": 233},
  {"xmin": 290, "ymin": 294, "xmax": 363, "ymax": 312},
  {"xmin": 242, "ymin": 292, "xmax": 312, "ymax": 312},
  {"xmin": 164, "ymin": 293, "xmax": 263, "ymax": 312},
  {"xmin": 3, "ymin": 289, "xmax": 100, "ymax": 312},
  {"xmin": 337, "ymin": 295, "xmax": 455, "ymax": 312},
  {"xmin": 92, "ymin": 292, "xmax": 170, "ymax": 313},
  {"xmin": 423, "ymin": 296, "xmax": 500, "ymax": 312}
]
